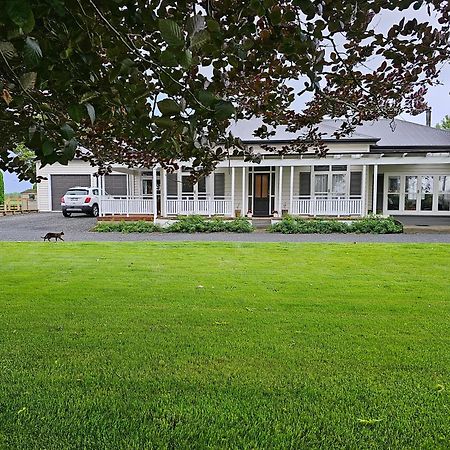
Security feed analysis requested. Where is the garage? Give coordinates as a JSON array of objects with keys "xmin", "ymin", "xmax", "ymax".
[{"xmin": 51, "ymin": 174, "xmax": 91, "ymax": 211}]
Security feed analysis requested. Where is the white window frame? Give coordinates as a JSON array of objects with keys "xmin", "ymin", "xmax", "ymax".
[
  {"xmin": 383, "ymin": 173, "xmax": 450, "ymax": 215},
  {"xmin": 312, "ymin": 165, "xmax": 350, "ymax": 199}
]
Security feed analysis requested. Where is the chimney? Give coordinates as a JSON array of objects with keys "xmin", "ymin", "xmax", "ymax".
[{"xmin": 426, "ymin": 108, "xmax": 432, "ymax": 127}]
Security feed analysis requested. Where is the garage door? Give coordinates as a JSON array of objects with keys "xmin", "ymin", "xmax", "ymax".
[
  {"xmin": 105, "ymin": 174, "xmax": 127, "ymax": 196},
  {"xmin": 51, "ymin": 174, "xmax": 91, "ymax": 210}
]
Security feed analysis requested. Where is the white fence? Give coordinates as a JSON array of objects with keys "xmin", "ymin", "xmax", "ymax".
[
  {"xmin": 292, "ymin": 197, "xmax": 363, "ymax": 216},
  {"xmin": 166, "ymin": 197, "xmax": 232, "ymax": 216},
  {"xmin": 99, "ymin": 195, "xmax": 362, "ymax": 218},
  {"xmin": 99, "ymin": 196, "xmax": 233, "ymax": 217},
  {"xmin": 99, "ymin": 196, "xmax": 154, "ymax": 216}
]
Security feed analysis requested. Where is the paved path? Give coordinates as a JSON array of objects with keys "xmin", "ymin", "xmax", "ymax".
[
  {"xmin": 1, "ymin": 213, "xmax": 450, "ymax": 243},
  {"xmin": 394, "ymin": 215, "xmax": 450, "ymax": 226}
]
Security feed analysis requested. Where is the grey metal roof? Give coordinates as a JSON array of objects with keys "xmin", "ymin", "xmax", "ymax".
[
  {"xmin": 350, "ymin": 119, "xmax": 450, "ymax": 147},
  {"xmin": 229, "ymin": 118, "xmax": 450, "ymax": 149},
  {"xmin": 229, "ymin": 118, "xmax": 377, "ymax": 142}
]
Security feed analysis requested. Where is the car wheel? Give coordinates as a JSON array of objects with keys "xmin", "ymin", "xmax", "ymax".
[
  {"xmin": 91, "ymin": 204, "xmax": 99, "ymax": 217},
  {"xmin": 62, "ymin": 210, "xmax": 71, "ymax": 217}
]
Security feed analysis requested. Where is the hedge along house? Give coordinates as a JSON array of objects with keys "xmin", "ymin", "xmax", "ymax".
[{"xmin": 36, "ymin": 119, "xmax": 450, "ymax": 219}]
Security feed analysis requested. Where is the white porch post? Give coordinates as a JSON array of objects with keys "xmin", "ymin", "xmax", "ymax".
[
  {"xmin": 242, "ymin": 167, "xmax": 246, "ymax": 216},
  {"xmin": 361, "ymin": 164, "xmax": 367, "ymax": 216},
  {"xmin": 177, "ymin": 167, "xmax": 182, "ymax": 200},
  {"xmin": 193, "ymin": 179, "xmax": 198, "ymax": 214},
  {"xmin": 209, "ymin": 172, "xmax": 214, "ymax": 217},
  {"xmin": 372, "ymin": 164, "xmax": 378, "ymax": 215},
  {"xmin": 161, "ymin": 169, "xmax": 167, "ymax": 217},
  {"xmin": 231, "ymin": 167, "xmax": 235, "ymax": 217},
  {"xmin": 278, "ymin": 166, "xmax": 283, "ymax": 214},
  {"xmin": 131, "ymin": 171, "xmax": 136, "ymax": 196},
  {"xmin": 289, "ymin": 166, "xmax": 294, "ymax": 214},
  {"xmin": 127, "ymin": 173, "xmax": 133, "ymax": 196},
  {"xmin": 99, "ymin": 175, "xmax": 105, "ymax": 217},
  {"xmin": 152, "ymin": 167, "xmax": 157, "ymax": 220}
]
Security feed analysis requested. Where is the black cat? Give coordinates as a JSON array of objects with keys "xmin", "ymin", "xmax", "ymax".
[{"xmin": 42, "ymin": 231, "xmax": 65, "ymax": 242}]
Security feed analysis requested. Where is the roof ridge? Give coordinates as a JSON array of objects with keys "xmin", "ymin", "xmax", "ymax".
[{"xmin": 385, "ymin": 118, "xmax": 450, "ymax": 134}]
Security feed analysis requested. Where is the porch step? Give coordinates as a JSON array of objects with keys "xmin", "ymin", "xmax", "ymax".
[{"xmin": 251, "ymin": 218, "xmax": 272, "ymax": 229}]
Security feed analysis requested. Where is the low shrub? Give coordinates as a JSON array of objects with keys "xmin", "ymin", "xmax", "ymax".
[
  {"xmin": 165, "ymin": 215, "xmax": 253, "ymax": 233},
  {"xmin": 268, "ymin": 215, "xmax": 403, "ymax": 234},
  {"xmin": 349, "ymin": 216, "xmax": 403, "ymax": 234},
  {"xmin": 93, "ymin": 221, "xmax": 162, "ymax": 233},
  {"xmin": 268, "ymin": 216, "xmax": 349, "ymax": 234},
  {"xmin": 221, "ymin": 216, "xmax": 254, "ymax": 233}
]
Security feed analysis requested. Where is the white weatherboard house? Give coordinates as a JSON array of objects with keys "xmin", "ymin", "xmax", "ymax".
[{"xmin": 36, "ymin": 119, "xmax": 450, "ymax": 219}]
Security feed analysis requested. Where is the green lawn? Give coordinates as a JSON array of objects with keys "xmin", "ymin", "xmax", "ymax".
[{"xmin": 0, "ymin": 242, "xmax": 449, "ymax": 449}]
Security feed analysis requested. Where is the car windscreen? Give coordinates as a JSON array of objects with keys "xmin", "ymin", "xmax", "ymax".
[{"xmin": 66, "ymin": 189, "xmax": 89, "ymax": 196}]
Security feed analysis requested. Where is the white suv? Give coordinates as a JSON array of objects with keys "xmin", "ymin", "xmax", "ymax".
[{"xmin": 61, "ymin": 186, "xmax": 101, "ymax": 217}]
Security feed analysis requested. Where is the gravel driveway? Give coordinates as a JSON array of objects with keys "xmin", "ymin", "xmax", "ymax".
[{"xmin": 1, "ymin": 212, "xmax": 450, "ymax": 243}]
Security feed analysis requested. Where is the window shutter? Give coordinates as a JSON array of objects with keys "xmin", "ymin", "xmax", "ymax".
[
  {"xmin": 299, "ymin": 173, "xmax": 311, "ymax": 196},
  {"xmin": 105, "ymin": 174, "xmax": 127, "ymax": 196},
  {"xmin": 376, "ymin": 173, "xmax": 384, "ymax": 213},
  {"xmin": 167, "ymin": 173, "xmax": 177, "ymax": 196},
  {"xmin": 350, "ymin": 172, "xmax": 362, "ymax": 196},
  {"xmin": 214, "ymin": 173, "xmax": 225, "ymax": 197}
]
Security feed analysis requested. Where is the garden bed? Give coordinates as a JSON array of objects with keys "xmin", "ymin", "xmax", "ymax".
[
  {"xmin": 93, "ymin": 215, "xmax": 254, "ymax": 233},
  {"xmin": 93, "ymin": 215, "xmax": 403, "ymax": 234},
  {"xmin": 268, "ymin": 216, "xmax": 403, "ymax": 234}
]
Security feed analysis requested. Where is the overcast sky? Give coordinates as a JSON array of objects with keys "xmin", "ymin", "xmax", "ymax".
[{"xmin": 3, "ymin": 6, "xmax": 449, "ymax": 193}]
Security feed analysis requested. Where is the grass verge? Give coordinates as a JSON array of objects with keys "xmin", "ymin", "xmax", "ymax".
[{"xmin": 0, "ymin": 242, "xmax": 449, "ymax": 449}]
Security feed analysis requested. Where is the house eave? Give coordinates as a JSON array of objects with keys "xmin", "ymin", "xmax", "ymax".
[
  {"xmin": 370, "ymin": 145, "xmax": 450, "ymax": 153},
  {"xmin": 242, "ymin": 138, "xmax": 379, "ymax": 145}
]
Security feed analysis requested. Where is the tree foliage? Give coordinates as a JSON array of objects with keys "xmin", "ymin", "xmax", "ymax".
[
  {"xmin": 0, "ymin": 171, "xmax": 4, "ymax": 204},
  {"xmin": 12, "ymin": 143, "xmax": 36, "ymax": 179},
  {"xmin": 436, "ymin": 115, "xmax": 450, "ymax": 130},
  {"xmin": 1, "ymin": 0, "xmax": 449, "ymax": 181}
]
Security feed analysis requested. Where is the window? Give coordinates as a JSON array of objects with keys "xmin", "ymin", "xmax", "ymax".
[
  {"xmin": 66, "ymin": 189, "xmax": 88, "ymax": 196},
  {"xmin": 331, "ymin": 174, "xmax": 346, "ymax": 197},
  {"xmin": 314, "ymin": 173, "xmax": 328, "ymax": 196},
  {"xmin": 350, "ymin": 172, "xmax": 362, "ymax": 197},
  {"xmin": 182, "ymin": 175, "xmax": 194, "ymax": 194},
  {"xmin": 142, "ymin": 179, "xmax": 152, "ymax": 196},
  {"xmin": 253, "ymin": 166, "xmax": 275, "ymax": 172},
  {"xmin": 387, "ymin": 176, "xmax": 400, "ymax": 211},
  {"xmin": 198, "ymin": 177, "xmax": 206, "ymax": 193},
  {"xmin": 167, "ymin": 173, "xmax": 177, "ymax": 196},
  {"xmin": 215, "ymin": 173, "xmax": 225, "ymax": 198},
  {"xmin": 313, "ymin": 167, "xmax": 349, "ymax": 198},
  {"xmin": 404, "ymin": 176, "xmax": 417, "ymax": 211},
  {"xmin": 438, "ymin": 176, "xmax": 450, "ymax": 211},
  {"xmin": 254, "ymin": 174, "xmax": 269, "ymax": 198},
  {"xmin": 299, "ymin": 173, "xmax": 311, "ymax": 196},
  {"xmin": 420, "ymin": 176, "xmax": 433, "ymax": 211}
]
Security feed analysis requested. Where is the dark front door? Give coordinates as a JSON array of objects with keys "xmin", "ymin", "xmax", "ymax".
[{"xmin": 254, "ymin": 173, "xmax": 270, "ymax": 216}]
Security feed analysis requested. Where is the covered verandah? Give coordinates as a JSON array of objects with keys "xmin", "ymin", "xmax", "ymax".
[
  {"xmin": 96, "ymin": 156, "xmax": 373, "ymax": 219},
  {"xmin": 96, "ymin": 153, "xmax": 450, "ymax": 219}
]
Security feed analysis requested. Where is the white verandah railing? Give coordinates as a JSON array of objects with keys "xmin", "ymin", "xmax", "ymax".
[
  {"xmin": 99, "ymin": 196, "xmax": 154, "ymax": 217},
  {"xmin": 99, "ymin": 196, "xmax": 233, "ymax": 217},
  {"xmin": 166, "ymin": 197, "xmax": 232, "ymax": 216},
  {"xmin": 291, "ymin": 196, "xmax": 363, "ymax": 216},
  {"xmin": 99, "ymin": 195, "xmax": 362, "ymax": 218}
]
